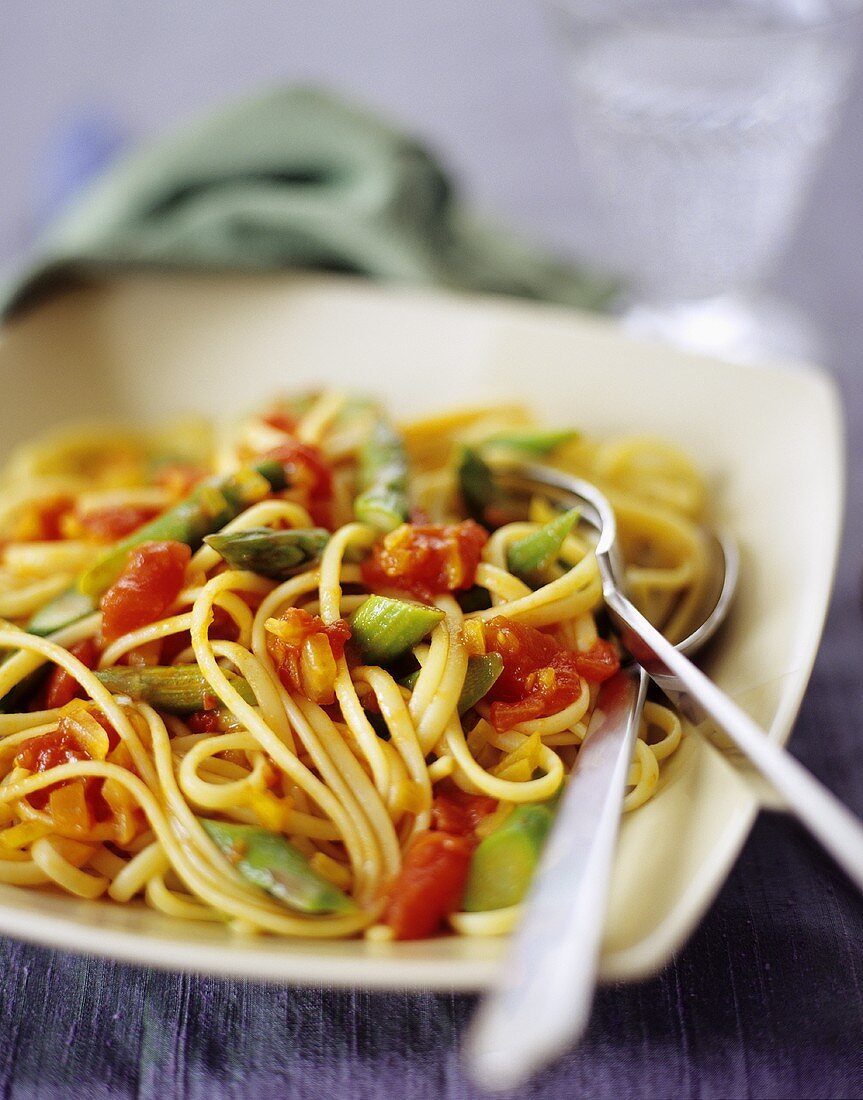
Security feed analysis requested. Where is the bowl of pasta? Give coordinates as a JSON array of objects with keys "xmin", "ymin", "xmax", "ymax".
[{"xmin": 0, "ymin": 273, "xmax": 843, "ymax": 988}]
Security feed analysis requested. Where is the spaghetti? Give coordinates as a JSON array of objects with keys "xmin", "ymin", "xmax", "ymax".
[{"xmin": 0, "ymin": 393, "xmax": 708, "ymax": 940}]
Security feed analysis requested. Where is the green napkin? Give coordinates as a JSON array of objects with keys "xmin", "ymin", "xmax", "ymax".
[{"xmin": 2, "ymin": 87, "xmax": 616, "ymax": 320}]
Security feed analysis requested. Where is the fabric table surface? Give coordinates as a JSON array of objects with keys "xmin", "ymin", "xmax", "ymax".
[{"xmin": 1, "ymin": 100, "xmax": 863, "ymax": 1100}]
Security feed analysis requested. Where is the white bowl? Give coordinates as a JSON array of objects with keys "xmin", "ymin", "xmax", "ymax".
[{"xmin": 0, "ymin": 273, "xmax": 844, "ymax": 989}]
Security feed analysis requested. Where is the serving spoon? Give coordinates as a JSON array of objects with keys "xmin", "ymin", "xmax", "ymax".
[{"xmin": 465, "ymin": 461, "xmax": 863, "ymax": 1090}]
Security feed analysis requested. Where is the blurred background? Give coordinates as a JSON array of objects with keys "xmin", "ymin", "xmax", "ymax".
[{"xmin": 2, "ymin": 0, "xmax": 862, "ymax": 367}]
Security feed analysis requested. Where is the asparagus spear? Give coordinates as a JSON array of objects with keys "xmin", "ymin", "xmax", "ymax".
[
  {"xmin": 354, "ymin": 417, "xmax": 410, "ymax": 532},
  {"xmin": 199, "ymin": 817, "xmax": 355, "ymax": 914},
  {"xmin": 350, "ymin": 595, "xmax": 444, "ymax": 665},
  {"xmin": 26, "ymin": 587, "xmax": 98, "ymax": 637},
  {"xmin": 78, "ymin": 457, "xmax": 288, "ymax": 598},
  {"xmin": 204, "ymin": 528, "xmax": 330, "ymax": 579},
  {"xmin": 506, "ymin": 508, "xmax": 580, "ymax": 582},
  {"xmin": 94, "ymin": 665, "xmax": 256, "ymax": 713},
  {"xmin": 461, "ymin": 801, "xmax": 556, "ymax": 912},
  {"xmin": 480, "ymin": 428, "xmax": 578, "ymax": 456},
  {"xmin": 458, "ymin": 446, "xmax": 496, "ymax": 523},
  {"xmin": 2, "ymin": 457, "xmax": 291, "ymax": 710},
  {"xmin": 400, "ymin": 653, "xmax": 503, "ymax": 715}
]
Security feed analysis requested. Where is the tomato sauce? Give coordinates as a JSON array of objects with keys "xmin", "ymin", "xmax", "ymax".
[
  {"xmin": 477, "ymin": 616, "xmax": 619, "ymax": 731},
  {"xmin": 15, "ymin": 714, "xmax": 125, "ymax": 831},
  {"xmin": 361, "ymin": 520, "xmax": 488, "ymax": 602},
  {"xmin": 261, "ymin": 411, "xmax": 299, "ymax": 435},
  {"xmin": 266, "ymin": 607, "xmax": 352, "ymax": 705},
  {"xmin": 431, "ymin": 787, "xmax": 497, "ymax": 837},
  {"xmin": 153, "ymin": 463, "xmax": 206, "ymax": 499},
  {"xmin": 77, "ymin": 504, "xmax": 161, "ymax": 542},
  {"xmin": 16, "ymin": 727, "xmax": 91, "ymax": 774},
  {"xmin": 30, "ymin": 638, "xmax": 101, "ymax": 711},
  {"xmin": 261, "ymin": 439, "xmax": 334, "ymax": 528},
  {"xmin": 14, "ymin": 496, "xmax": 74, "ymax": 542}
]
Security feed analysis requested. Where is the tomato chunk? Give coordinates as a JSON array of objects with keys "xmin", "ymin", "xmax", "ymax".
[
  {"xmin": 77, "ymin": 504, "xmax": 161, "ymax": 542},
  {"xmin": 34, "ymin": 638, "xmax": 101, "ymax": 711},
  {"xmin": 13, "ymin": 496, "xmax": 73, "ymax": 542},
  {"xmin": 261, "ymin": 411, "xmax": 298, "ymax": 435},
  {"xmin": 432, "ymin": 787, "xmax": 497, "ymax": 837},
  {"xmin": 16, "ymin": 728, "xmax": 91, "ymax": 774},
  {"xmin": 572, "ymin": 638, "xmax": 620, "ymax": 684},
  {"xmin": 262, "ymin": 440, "xmax": 334, "ymax": 528},
  {"xmin": 187, "ymin": 709, "xmax": 224, "ymax": 733},
  {"xmin": 100, "ymin": 540, "xmax": 191, "ymax": 644},
  {"xmin": 265, "ymin": 607, "xmax": 352, "ymax": 706},
  {"xmin": 153, "ymin": 463, "xmax": 206, "ymax": 500},
  {"xmin": 362, "ymin": 520, "xmax": 488, "ymax": 602},
  {"xmin": 479, "ymin": 616, "xmax": 619, "ymax": 731},
  {"xmin": 384, "ymin": 832, "xmax": 474, "ymax": 940}
]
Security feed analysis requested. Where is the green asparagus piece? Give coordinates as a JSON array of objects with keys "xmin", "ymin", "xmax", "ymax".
[
  {"xmin": 199, "ymin": 817, "xmax": 355, "ymax": 914},
  {"xmin": 94, "ymin": 665, "xmax": 256, "ymax": 714},
  {"xmin": 457, "ymin": 652, "xmax": 504, "ymax": 713},
  {"xmin": 354, "ymin": 418, "xmax": 410, "ymax": 532},
  {"xmin": 350, "ymin": 595, "xmax": 444, "ymax": 665},
  {"xmin": 401, "ymin": 653, "xmax": 504, "ymax": 715},
  {"xmin": 26, "ymin": 586, "xmax": 98, "ymax": 637},
  {"xmin": 2, "ymin": 456, "xmax": 291, "ymax": 710},
  {"xmin": 481, "ymin": 428, "xmax": 578, "ymax": 456},
  {"xmin": 78, "ymin": 457, "xmax": 288, "ymax": 598},
  {"xmin": 506, "ymin": 508, "xmax": 580, "ymax": 582},
  {"xmin": 204, "ymin": 528, "xmax": 330, "ymax": 579},
  {"xmin": 425, "ymin": 652, "xmax": 503, "ymax": 713},
  {"xmin": 462, "ymin": 802, "xmax": 556, "ymax": 912},
  {"xmin": 458, "ymin": 446, "xmax": 496, "ymax": 523}
]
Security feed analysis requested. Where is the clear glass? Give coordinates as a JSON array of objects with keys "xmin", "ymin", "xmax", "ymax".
[{"xmin": 546, "ymin": 0, "xmax": 862, "ymax": 364}]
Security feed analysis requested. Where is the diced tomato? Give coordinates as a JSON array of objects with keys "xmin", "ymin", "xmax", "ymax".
[
  {"xmin": 384, "ymin": 831, "xmax": 474, "ymax": 940},
  {"xmin": 16, "ymin": 716, "xmax": 129, "ymax": 834},
  {"xmin": 39, "ymin": 497, "xmax": 75, "ymax": 540},
  {"xmin": 479, "ymin": 616, "xmax": 619, "ymax": 731},
  {"xmin": 100, "ymin": 540, "xmax": 191, "ymax": 644},
  {"xmin": 153, "ymin": 463, "xmax": 207, "ymax": 500},
  {"xmin": 77, "ymin": 504, "xmax": 161, "ymax": 543},
  {"xmin": 431, "ymin": 787, "xmax": 497, "ymax": 837},
  {"xmin": 89, "ymin": 710, "xmax": 121, "ymax": 751},
  {"xmin": 266, "ymin": 607, "xmax": 352, "ymax": 705},
  {"xmin": 33, "ymin": 638, "xmax": 101, "ymax": 711},
  {"xmin": 187, "ymin": 710, "xmax": 224, "ymax": 733},
  {"xmin": 572, "ymin": 638, "xmax": 620, "ymax": 684},
  {"xmin": 362, "ymin": 520, "xmax": 488, "ymax": 602},
  {"xmin": 14, "ymin": 496, "xmax": 74, "ymax": 542},
  {"xmin": 15, "ymin": 723, "xmax": 94, "ymax": 817},
  {"xmin": 264, "ymin": 440, "xmax": 333, "ymax": 500},
  {"xmin": 261, "ymin": 411, "xmax": 298, "ymax": 435},
  {"xmin": 16, "ymin": 727, "xmax": 91, "ymax": 774}
]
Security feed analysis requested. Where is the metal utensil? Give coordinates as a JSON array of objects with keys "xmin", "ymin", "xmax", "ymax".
[{"xmin": 466, "ymin": 461, "xmax": 863, "ymax": 1089}]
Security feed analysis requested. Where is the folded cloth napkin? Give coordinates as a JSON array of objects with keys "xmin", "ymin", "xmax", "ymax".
[{"xmin": 1, "ymin": 87, "xmax": 615, "ymax": 320}]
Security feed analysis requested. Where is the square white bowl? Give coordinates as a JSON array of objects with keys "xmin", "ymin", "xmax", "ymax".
[{"xmin": 0, "ymin": 273, "xmax": 844, "ymax": 988}]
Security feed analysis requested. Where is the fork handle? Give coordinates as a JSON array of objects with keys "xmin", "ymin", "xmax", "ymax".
[
  {"xmin": 605, "ymin": 586, "xmax": 863, "ymax": 892},
  {"xmin": 465, "ymin": 667, "xmax": 647, "ymax": 1089}
]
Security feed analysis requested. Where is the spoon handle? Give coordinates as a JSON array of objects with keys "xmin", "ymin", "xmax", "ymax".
[
  {"xmin": 604, "ymin": 586, "xmax": 863, "ymax": 892},
  {"xmin": 464, "ymin": 667, "xmax": 647, "ymax": 1090}
]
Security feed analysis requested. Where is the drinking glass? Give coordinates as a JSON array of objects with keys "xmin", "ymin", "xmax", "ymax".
[{"xmin": 545, "ymin": 0, "xmax": 863, "ymax": 363}]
